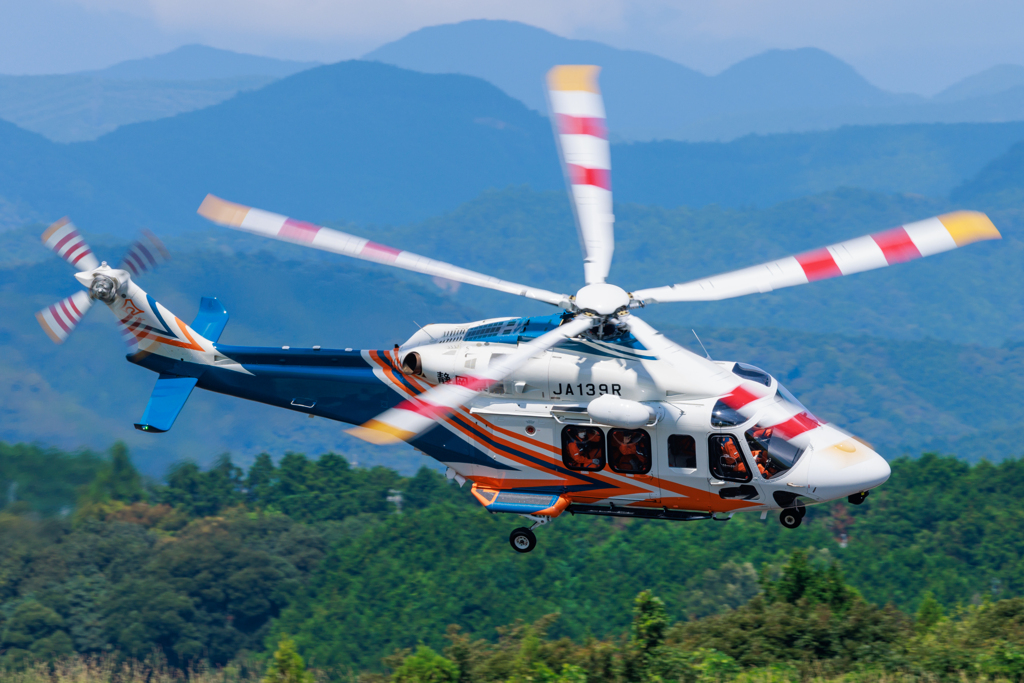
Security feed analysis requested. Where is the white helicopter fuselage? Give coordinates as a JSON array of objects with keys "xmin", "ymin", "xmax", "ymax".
[{"xmin": 395, "ymin": 317, "xmax": 891, "ymax": 518}]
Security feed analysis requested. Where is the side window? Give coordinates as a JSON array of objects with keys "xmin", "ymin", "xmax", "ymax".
[
  {"xmin": 562, "ymin": 426, "xmax": 605, "ymax": 471},
  {"xmin": 608, "ymin": 429, "xmax": 652, "ymax": 474},
  {"xmin": 667, "ymin": 435, "xmax": 696, "ymax": 468},
  {"xmin": 708, "ymin": 434, "xmax": 753, "ymax": 482}
]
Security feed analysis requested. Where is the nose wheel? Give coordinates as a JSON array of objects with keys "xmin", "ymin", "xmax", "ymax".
[
  {"xmin": 779, "ymin": 504, "xmax": 806, "ymax": 529},
  {"xmin": 848, "ymin": 491, "xmax": 869, "ymax": 505},
  {"xmin": 509, "ymin": 527, "xmax": 537, "ymax": 553}
]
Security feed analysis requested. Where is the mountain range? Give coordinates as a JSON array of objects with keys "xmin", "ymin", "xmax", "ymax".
[
  {"xmin": 2, "ymin": 57, "xmax": 1024, "ymax": 237},
  {"xmin": 7, "ymin": 22, "xmax": 1024, "ymax": 144},
  {"xmin": 0, "ymin": 45, "xmax": 317, "ymax": 142},
  {"xmin": 368, "ymin": 20, "xmax": 1024, "ymax": 142}
]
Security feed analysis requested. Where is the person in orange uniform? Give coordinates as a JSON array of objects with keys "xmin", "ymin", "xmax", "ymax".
[
  {"xmin": 611, "ymin": 430, "xmax": 649, "ymax": 472},
  {"xmin": 567, "ymin": 428, "xmax": 602, "ymax": 469},
  {"xmin": 720, "ymin": 438, "xmax": 749, "ymax": 478}
]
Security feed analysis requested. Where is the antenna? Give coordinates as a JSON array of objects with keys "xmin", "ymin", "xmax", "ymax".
[
  {"xmin": 412, "ymin": 321, "xmax": 437, "ymax": 341},
  {"xmin": 692, "ymin": 329, "xmax": 711, "ymax": 360}
]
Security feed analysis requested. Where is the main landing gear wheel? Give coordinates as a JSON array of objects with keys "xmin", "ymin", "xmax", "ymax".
[
  {"xmin": 780, "ymin": 508, "xmax": 803, "ymax": 529},
  {"xmin": 510, "ymin": 527, "xmax": 537, "ymax": 553},
  {"xmin": 848, "ymin": 491, "xmax": 869, "ymax": 505}
]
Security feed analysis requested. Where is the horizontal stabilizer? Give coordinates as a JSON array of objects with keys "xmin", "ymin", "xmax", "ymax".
[
  {"xmin": 190, "ymin": 296, "xmax": 229, "ymax": 342},
  {"xmin": 135, "ymin": 374, "xmax": 198, "ymax": 433}
]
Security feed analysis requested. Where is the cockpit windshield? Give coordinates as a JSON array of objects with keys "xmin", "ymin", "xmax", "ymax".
[{"xmin": 777, "ymin": 383, "xmax": 811, "ymax": 415}]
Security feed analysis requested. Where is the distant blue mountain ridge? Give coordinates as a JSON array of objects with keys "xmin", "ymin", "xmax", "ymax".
[
  {"xmin": 1, "ymin": 58, "xmax": 1024, "ymax": 238},
  {"xmin": 366, "ymin": 20, "xmax": 1024, "ymax": 142},
  {"xmin": 0, "ymin": 45, "xmax": 318, "ymax": 142},
  {"xmin": 5, "ymin": 22, "xmax": 1024, "ymax": 143}
]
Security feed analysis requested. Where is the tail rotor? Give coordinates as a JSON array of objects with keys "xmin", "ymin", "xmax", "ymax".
[{"xmin": 35, "ymin": 218, "xmax": 169, "ymax": 346}]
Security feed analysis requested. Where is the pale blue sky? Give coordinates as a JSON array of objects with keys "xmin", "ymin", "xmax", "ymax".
[{"xmin": 2, "ymin": 0, "xmax": 1022, "ymax": 95}]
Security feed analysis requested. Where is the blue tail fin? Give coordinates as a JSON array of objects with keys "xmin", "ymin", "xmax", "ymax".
[
  {"xmin": 190, "ymin": 296, "xmax": 229, "ymax": 342},
  {"xmin": 134, "ymin": 297, "xmax": 228, "ymax": 432},
  {"xmin": 135, "ymin": 374, "xmax": 198, "ymax": 432}
]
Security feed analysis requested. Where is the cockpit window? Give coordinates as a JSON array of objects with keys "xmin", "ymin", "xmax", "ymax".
[
  {"xmin": 732, "ymin": 362, "xmax": 772, "ymax": 387},
  {"xmin": 745, "ymin": 426, "xmax": 804, "ymax": 479},
  {"xmin": 711, "ymin": 400, "xmax": 746, "ymax": 428},
  {"xmin": 777, "ymin": 383, "xmax": 810, "ymax": 414}
]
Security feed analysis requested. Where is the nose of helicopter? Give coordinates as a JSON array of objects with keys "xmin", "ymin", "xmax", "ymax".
[{"xmin": 807, "ymin": 437, "xmax": 890, "ymax": 502}]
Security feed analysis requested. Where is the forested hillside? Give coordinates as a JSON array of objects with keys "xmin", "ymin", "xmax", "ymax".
[{"xmin": 1, "ymin": 443, "xmax": 1022, "ymax": 679}]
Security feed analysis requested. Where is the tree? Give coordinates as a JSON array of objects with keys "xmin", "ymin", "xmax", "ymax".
[
  {"xmin": 915, "ymin": 591, "xmax": 944, "ymax": 633},
  {"xmin": 393, "ymin": 645, "xmax": 459, "ymax": 683},
  {"xmin": 263, "ymin": 635, "xmax": 314, "ymax": 683},
  {"xmin": 246, "ymin": 453, "xmax": 277, "ymax": 508},
  {"xmin": 82, "ymin": 442, "xmax": 143, "ymax": 504}
]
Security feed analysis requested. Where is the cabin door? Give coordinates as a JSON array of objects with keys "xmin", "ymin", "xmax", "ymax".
[{"xmin": 655, "ymin": 406, "xmax": 712, "ymax": 512}]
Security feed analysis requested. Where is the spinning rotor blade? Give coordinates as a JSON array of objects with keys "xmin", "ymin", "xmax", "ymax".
[
  {"xmin": 348, "ymin": 316, "xmax": 597, "ymax": 445},
  {"xmin": 548, "ymin": 65, "xmax": 614, "ymax": 285},
  {"xmin": 198, "ymin": 195, "xmax": 570, "ymax": 308},
  {"xmin": 625, "ymin": 316, "xmax": 825, "ymax": 449},
  {"xmin": 41, "ymin": 218, "xmax": 99, "ymax": 272},
  {"xmin": 36, "ymin": 291, "xmax": 93, "ymax": 344},
  {"xmin": 633, "ymin": 211, "xmax": 1000, "ymax": 304},
  {"xmin": 119, "ymin": 229, "xmax": 170, "ymax": 277}
]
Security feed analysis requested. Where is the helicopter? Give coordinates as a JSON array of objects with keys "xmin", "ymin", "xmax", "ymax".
[{"xmin": 37, "ymin": 65, "xmax": 1001, "ymax": 553}]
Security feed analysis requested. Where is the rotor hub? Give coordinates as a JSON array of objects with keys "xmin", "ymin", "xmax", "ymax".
[{"xmin": 574, "ymin": 283, "xmax": 629, "ymax": 316}]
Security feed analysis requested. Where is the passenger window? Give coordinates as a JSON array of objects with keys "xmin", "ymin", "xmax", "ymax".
[
  {"xmin": 667, "ymin": 435, "xmax": 696, "ymax": 468},
  {"xmin": 745, "ymin": 426, "xmax": 804, "ymax": 479},
  {"xmin": 708, "ymin": 434, "xmax": 753, "ymax": 482},
  {"xmin": 561, "ymin": 426, "xmax": 605, "ymax": 471},
  {"xmin": 608, "ymin": 429, "xmax": 652, "ymax": 474}
]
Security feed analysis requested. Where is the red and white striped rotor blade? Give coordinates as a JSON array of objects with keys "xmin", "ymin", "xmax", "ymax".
[
  {"xmin": 36, "ymin": 291, "xmax": 93, "ymax": 344},
  {"xmin": 548, "ymin": 65, "xmax": 614, "ymax": 286},
  {"xmin": 41, "ymin": 218, "xmax": 99, "ymax": 272},
  {"xmin": 198, "ymin": 195, "xmax": 570, "ymax": 308},
  {"xmin": 633, "ymin": 211, "xmax": 1001, "ymax": 304},
  {"xmin": 348, "ymin": 316, "xmax": 597, "ymax": 445},
  {"xmin": 119, "ymin": 229, "xmax": 170, "ymax": 277},
  {"xmin": 625, "ymin": 316, "xmax": 826, "ymax": 450}
]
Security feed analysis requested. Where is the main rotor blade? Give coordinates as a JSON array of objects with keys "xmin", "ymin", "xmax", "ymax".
[
  {"xmin": 41, "ymin": 218, "xmax": 99, "ymax": 272},
  {"xmin": 36, "ymin": 291, "xmax": 93, "ymax": 344},
  {"xmin": 632, "ymin": 211, "xmax": 1000, "ymax": 304},
  {"xmin": 119, "ymin": 229, "xmax": 170, "ymax": 277},
  {"xmin": 198, "ymin": 195, "xmax": 570, "ymax": 308},
  {"xmin": 625, "ymin": 316, "xmax": 825, "ymax": 449},
  {"xmin": 548, "ymin": 65, "xmax": 614, "ymax": 285},
  {"xmin": 349, "ymin": 316, "xmax": 597, "ymax": 445}
]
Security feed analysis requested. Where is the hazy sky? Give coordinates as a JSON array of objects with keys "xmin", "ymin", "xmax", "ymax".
[{"xmin": 2, "ymin": 0, "xmax": 1023, "ymax": 95}]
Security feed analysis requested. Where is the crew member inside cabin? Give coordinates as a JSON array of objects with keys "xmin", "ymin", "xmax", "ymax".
[
  {"xmin": 720, "ymin": 438, "xmax": 749, "ymax": 478},
  {"xmin": 566, "ymin": 427, "xmax": 603, "ymax": 470},
  {"xmin": 609, "ymin": 429, "xmax": 651, "ymax": 473},
  {"xmin": 746, "ymin": 427, "xmax": 780, "ymax": 478}
]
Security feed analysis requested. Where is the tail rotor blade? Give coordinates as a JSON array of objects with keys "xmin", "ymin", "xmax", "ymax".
[
  {"xmin": 119, "ymin": 229, "xmax": 170, "ymax": 277},
  {"xmin": 36, "ymin": 291, "xmax": 93, "ymax": 344},
  {"xmin": 41, "ymin": 218, "xmax": 100, "ymax": 272},
  {"xmin": 348, "ymin": 316, "xmax": 597, "ymax": 444},
  {"xmin": 548, "ymin": 65, "xmax": 614, "ymax": 285}
]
